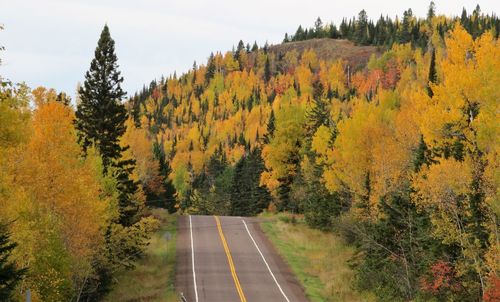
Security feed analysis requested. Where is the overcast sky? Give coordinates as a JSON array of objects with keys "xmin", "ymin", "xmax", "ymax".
[{"xmin": 1, "ymin": 0, "xmax": 499, "ymax": 98}]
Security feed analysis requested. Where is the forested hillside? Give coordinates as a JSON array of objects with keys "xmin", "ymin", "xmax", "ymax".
[
  {"xmin": 0, "ymin": 2, "xmax": 499, "ymax": 301},
  {"xmin": 128, "ymin": 4, "xmax": 499, "ymax": 301}
]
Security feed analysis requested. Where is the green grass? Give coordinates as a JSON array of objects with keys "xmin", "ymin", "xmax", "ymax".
[
  {"xmin": 103, "ymin": 208, "xmax": 178, "ymax": 302},
  {"xmin": 260, "ymin": 212, "xmax": 375, "ymax": 302}
]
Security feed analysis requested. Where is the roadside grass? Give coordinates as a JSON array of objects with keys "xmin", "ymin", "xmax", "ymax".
[
  {"xmin": 260, "ymin": 212, "xmax": 375, "ymax": 302},
  {"xmin": 103, "ymin": 208, "xmax": 177, "ymax": 302}
]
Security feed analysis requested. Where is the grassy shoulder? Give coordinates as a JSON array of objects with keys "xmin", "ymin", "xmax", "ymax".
[
  {"xmin": 103, "ymin": 208, "xmax": 177, "ymax": 302},
  {"xmin": 260, "ymin": 212, "xmax": 375, "ymax": 302}
]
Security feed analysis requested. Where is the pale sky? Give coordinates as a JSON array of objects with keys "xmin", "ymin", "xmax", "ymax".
[{"xmin": 1, "ymin": 0, "xmax": 499, "ymax": 98}]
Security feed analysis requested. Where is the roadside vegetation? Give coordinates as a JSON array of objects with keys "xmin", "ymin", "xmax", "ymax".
[
  {"xmin": 103, "ymin": 209, "xmax": 177, "ymax": 302},
  {"xmin": 261, "ymin": 212, "xmax": 375, "ymax": 302}
]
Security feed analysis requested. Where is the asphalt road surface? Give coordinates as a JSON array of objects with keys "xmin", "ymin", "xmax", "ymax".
[{"xmin": 176, "ymin": 215, "xmax": 309, "ymax": 302}]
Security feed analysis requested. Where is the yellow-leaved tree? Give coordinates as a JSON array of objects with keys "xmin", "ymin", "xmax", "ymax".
[
  {"xmin": 412, "ymin": 24, "xmax": 499, "ymax": 296},
  {"xmin": 3, "ymin": 99, "xmax": 108, "ymax": 301}
]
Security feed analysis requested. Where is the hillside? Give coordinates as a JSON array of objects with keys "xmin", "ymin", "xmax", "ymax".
[
  {"xmin": 269, "ymin": 38, "xmax": 379, "ymax": 70},
  {"xmin": 0, "ymin": 3, "xmax": 499, "ymax": 301}
]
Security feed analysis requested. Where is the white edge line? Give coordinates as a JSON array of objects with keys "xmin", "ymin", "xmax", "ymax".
[
  {"xmin": 242, "ymin": 219, "xmax": 291, "ymax": 302},
  {"xmin": 189, "ymin": 215, "xmax": 199, "ymax": 302}
]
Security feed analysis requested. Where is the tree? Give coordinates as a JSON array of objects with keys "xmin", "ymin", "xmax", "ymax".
[
  {"xmin": 355, "ymin": 10, "xmax": 370, "ymax": 45},
  {"xmin": 75, "ymin": 24, "xmax": 128, "ymax": 172},
  {"xmin": 426, "ymin": 48, "xmax": 437, "ymax": 97},
  {"xmin": 231, "ymin": 148, "xmax": 271, "ymax": 216},
  {"xmin": 427, "ymin": 1, "xmax": 436, "ymax": 22},
  {"xmin": 0, "ymin": 222, "xmax": 26, "ymax": 301},
  {"xmin": 314, "ymin": 17, "xmax": 323, "ymax": 37},
  {"xmin": 264, "ymin": 56, "xmax": 271, "ymax": 83},
  {"xmin": 76, "ymin": 24, "xmax": 140, "ymax": 227},
  {"xmin": 263, "ymin": 109, "xmax": 275, "ymax": 144},
  {"xmin": 398, "ymin": 9, "xmax": 413, "ymax": 44}
]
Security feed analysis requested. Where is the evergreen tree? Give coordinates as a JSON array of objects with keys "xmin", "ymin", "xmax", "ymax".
[
  {"xmin": 426, "ymin": 48, "xmax": 437, "ymax": 97},
  {"xmin": 152, "ymin": 141, "xmax": 177, "ymax": 213},
  {"xmin": 295, "ymin": 25, "xmax": 305, "ymax": 41},
  {"xmin": 355, "ymin": 10, "xmax": 370, "ymax": 45},
  {"xmin": 398, "ymin": 9, "xmax": 413, "ymax": 44},
  {"xmin": 234, "ymin": 40, "xmax": 245, "ymax": 60},
  {"xmin": 283, "ymin": 33, "xmax": 290, "ymax": 43},
  {"xmin": 75, "ymin": 24, "xmax": 128, "ymax": 172},
  {"xmin": 314, "ymin": 17, "xmax": 323, "ymax": 37},
  {"xmin": 427, "ymin": 1, "xmax": 436, "ymax": 22},
  {"xmin": 206, "ymin": 53, "xmax": 216, "ymax": 84},
  {"xmin": 251, "ymin": 41, "xmax": 259, "ymax": 52},
  {"xmin": 0, "ymin": 222, "xmax": 26, "ymax": 300},
  {"xmin": 264, "ymin": 56, "xmax": 271, "ymax": 83},
  {"xmin": 75, "ymin": 25, "xmax": 139, "ymax": 226},
  {"xmin": 263, "ymin": 110, "xmax": 275, "ymax": 144},
  {"xmin": 354, "ymin": 191, "xmax": 440, "ymax": 300},
  {"xmin": 231, "ymin": 148, "xmax": 271, "ymax": 216}
]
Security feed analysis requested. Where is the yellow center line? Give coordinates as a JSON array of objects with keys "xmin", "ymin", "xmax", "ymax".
[{"xmin": 214, "ymin": 216, "xmax": 247, "ymax": 302}]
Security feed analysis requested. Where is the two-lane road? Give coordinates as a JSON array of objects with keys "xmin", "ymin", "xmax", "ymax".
[{"xmin": 176, "ymin": 215, "xmax": 309, "ymax": 302}]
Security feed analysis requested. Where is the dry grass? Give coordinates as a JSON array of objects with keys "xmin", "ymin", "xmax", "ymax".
[
  {"xmin": 269, "ymin": 38, "xmax": 381, "ymax": 70},
  {"xmin": 260, "ymin": 213, "xmax": 375, "ymax": 302},
  {"xmin": 103, "ymin": 209, "xmax": 178, "ymax": 302}
]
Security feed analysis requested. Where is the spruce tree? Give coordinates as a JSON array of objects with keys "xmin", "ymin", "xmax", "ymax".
[
  {"xmin": 264, "ymin": 56, "xmax": 271, "ymax": 83},
  {"xmin": 0, "ymin": 222, "xmax": 26, "ymax": 300},
  {"xmin": 76, "ymin": 24, "xmax": 128, "ymax": 172},
  {"xmin": 263, "ymin": 110, "xmax": 275, "ymax": 144},
  {"xmin": 427, "ymin": 1, "xmax": 436, "ymax": 22},
  {"xmin": 251, "ymin": 41, "xmax": 259, "ymax": 52},
  {"xmin": 205, "ymin": 53, "xmax": 216, "ymax": 84},
  {"xmin": 76, "ymin": 25, "xmax": 139, "ymax": 226},
  {"xmin": 426, "ymin": 48, "xmax": 437, "ymax": 97},
  {"xmin": 231, "ymin": 148, "xmax": 271, "ymax": 216},
  {"xmin": 398, "ymin": 9, "xmax": 413, "ymax": 44}
]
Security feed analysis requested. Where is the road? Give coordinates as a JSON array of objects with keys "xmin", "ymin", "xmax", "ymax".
[{"xmin": 176, "ymin": 215, "xmax": 309, "ymax": 302}]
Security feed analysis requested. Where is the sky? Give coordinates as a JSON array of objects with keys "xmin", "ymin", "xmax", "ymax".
[{"xmin": 1, "ymin": 0, "xmax": 499, "ymax": 99}]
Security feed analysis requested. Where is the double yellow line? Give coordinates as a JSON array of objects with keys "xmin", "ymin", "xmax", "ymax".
[{"xmin": 214, "ymin": 216, "xmax": 247, "ymax": 302}]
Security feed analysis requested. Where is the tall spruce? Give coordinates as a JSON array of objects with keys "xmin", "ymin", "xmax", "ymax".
[
  {"xmin": 76, "ymin": 25, "xmax": 140, "ymax": 226},
  {"xmin": 76, "ymin": 24, "xmax": 128, "ymax": 171},
  {"xmin": 263, "ymin": 110, "xmax": 276, "ymax": 144},
  {"xmin": 426, "ymin": 48, "xmax": 437, "ymax": 97},
  {"xmin": 0, "ymin": 222, "xmax": 26, "ymax": 300}
]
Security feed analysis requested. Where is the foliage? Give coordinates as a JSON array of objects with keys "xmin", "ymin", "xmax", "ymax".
[
  {"xmin": 284, "ymin": 4, "xmax": 500, "ymax": 49},
  {"xmin": 0, "ymin": 222, "xmax": 26, "ymax": 301}
]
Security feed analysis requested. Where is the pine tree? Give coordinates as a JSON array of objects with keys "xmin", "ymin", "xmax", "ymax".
[
  {"xmin": 76, "ymin": 24, "xmax": 128, "ymax": 171},
  {"xmin": 0, "ymin": 222, "xmax": 26, "ymax": 300}
]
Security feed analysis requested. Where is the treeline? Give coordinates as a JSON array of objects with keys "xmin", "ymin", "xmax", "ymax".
[
  {"xmin": 0, "ymin": 26, "xmax": 171, "ymax": 301},
  {"xmin": 129, "ymin": 10, "xmax": 499, "ymax": 299},
  {"xmin": 284, "ymin": 3, "xmax": 500, "ymax": 48}
]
